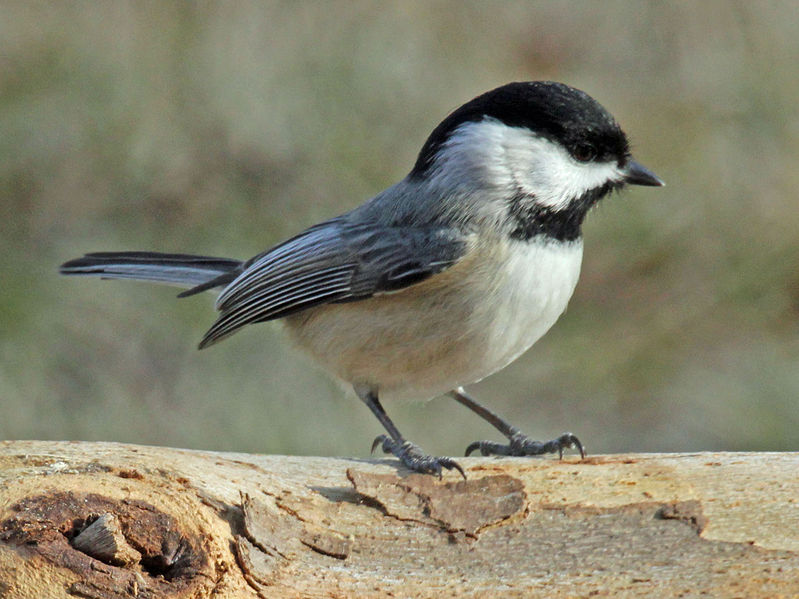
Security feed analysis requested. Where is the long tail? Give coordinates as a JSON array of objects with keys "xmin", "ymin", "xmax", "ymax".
[{"xmin": 59, "ymin": 251, "xmax": 243, "ymax": 295}]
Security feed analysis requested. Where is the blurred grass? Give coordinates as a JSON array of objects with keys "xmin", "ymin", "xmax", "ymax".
[{"xmin": 1, "ymin": 1, "xmax": 798, "ymax": 457}]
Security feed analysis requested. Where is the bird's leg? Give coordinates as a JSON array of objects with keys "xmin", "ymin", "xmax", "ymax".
[
  {"xmin": 357, "ymin": 386, "xmax": 465, "ymax": 479},
  {"xmin": 448, "ymin": 387, "xmax": 585, "ymax": 459}
]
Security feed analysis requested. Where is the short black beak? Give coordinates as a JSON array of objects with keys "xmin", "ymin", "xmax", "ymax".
[{"xmin": 624, "ymin": 160, "xmax": 664, "ymax": 187}]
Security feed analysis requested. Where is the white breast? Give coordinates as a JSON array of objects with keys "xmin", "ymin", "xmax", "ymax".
[
  {"xmin": 285, "ymin": 237, "xmax": 583, "ymax": 400},
  {"xmin": 464, "ymin": 237, "xmax": 583, "ymax": 383}
]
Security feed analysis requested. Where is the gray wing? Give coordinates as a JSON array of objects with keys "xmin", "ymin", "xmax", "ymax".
[{"xmin": 198, "ymin": 217, "xmax": 469, "ymax": 348}]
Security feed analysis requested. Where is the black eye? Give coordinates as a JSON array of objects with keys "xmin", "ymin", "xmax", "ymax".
[{"xmin": 573, "ymin": 143, "xmax": 596, "ymax": 162}]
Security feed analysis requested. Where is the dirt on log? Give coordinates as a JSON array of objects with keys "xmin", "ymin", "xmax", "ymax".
[{"xmin": 1, "ymin": 441, "xmax": 798, "ymax": 597}]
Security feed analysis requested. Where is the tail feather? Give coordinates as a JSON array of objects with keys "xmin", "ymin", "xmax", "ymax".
[{"xmin": 59, "ymin": 251, "xmax": 242, "ymax": 291}]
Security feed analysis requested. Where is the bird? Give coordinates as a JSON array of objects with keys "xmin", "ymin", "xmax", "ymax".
[{"xmin": 60, "ymin": 81, "xmax": 664, "ymax": 478}]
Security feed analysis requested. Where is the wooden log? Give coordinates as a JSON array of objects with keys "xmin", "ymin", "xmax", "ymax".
[{"xmin": 1, "ymin": 440, "xmax": 798, "ymax": 597}]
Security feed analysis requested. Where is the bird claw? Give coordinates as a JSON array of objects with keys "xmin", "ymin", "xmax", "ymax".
[
  {"xmin": 372, "ymin": 435, "xmax": 466, "ymax": 479},
  {"xmin": 465, "ymin": 431, "xmax": 585, "ymax": 459}
]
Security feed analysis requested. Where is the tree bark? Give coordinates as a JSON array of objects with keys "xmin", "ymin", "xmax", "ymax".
[{"xmin": 1, "ymin": 440, "xmax": 798, "ymax": 598}]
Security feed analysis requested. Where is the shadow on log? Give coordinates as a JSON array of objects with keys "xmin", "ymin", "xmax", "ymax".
[{"xmin": 1, "ymin": 441, "xmax": 798, "ymax": 597}]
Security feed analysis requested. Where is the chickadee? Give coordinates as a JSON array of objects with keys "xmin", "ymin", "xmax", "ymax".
[{"xmin": 61, "ymin": 81, "xmax": 663, "ymax": 477}]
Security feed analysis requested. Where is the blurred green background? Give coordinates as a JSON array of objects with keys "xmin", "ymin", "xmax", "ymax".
[{"xmin": 2, "ymin": 1, "xmax": 798, "ymax": 458}]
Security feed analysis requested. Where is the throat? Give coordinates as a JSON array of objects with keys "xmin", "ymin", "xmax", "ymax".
[
  {"xmin": 508, "ymin": 201, "xmax": 585, "ymax": 242},
  {"xmin": 507, "ymin": 181, "xmax": 619, "ymax": 242}
]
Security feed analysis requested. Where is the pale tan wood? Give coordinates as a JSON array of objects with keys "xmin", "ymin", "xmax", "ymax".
[{"xmin": 1, "ymin": 441, "xmax": 798, "ymax": 598}]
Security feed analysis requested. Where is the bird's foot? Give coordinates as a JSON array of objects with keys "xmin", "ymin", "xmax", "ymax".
[
  {"xmin": 465, "ymin": 430, "xmax": 585, "ymax": 459},
  {"xmin": 371, "ymin": 435, "xmax": 466, "ymax": 479}
]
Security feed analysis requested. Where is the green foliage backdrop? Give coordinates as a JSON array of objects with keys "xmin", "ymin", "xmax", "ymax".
[{"xmin": 2, "ymin": 2, "xmax": 798, "ymax": 457}]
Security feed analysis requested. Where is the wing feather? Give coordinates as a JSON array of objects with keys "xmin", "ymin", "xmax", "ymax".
[{"xmin": 199, "ymin": 218, "xmax": 468, "ymax": 348}]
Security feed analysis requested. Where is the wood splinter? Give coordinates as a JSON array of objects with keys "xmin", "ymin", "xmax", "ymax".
[{"xmin": 71, "ymin": 512, "xmax": 141, "ymax": 566}]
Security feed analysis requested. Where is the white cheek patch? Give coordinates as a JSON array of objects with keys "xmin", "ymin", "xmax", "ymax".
[
  {"xmin": 514, "ymin": 136, "xmax": 622, "ymax": 210},
  {"xmin": 435, "ymin": 119, "xmax": 624, "ymax": 211}
]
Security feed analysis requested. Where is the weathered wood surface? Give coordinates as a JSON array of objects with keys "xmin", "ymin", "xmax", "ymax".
[{"xmin": 1, "ymin": 441, "xmax": 798, "ymax": 598}]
